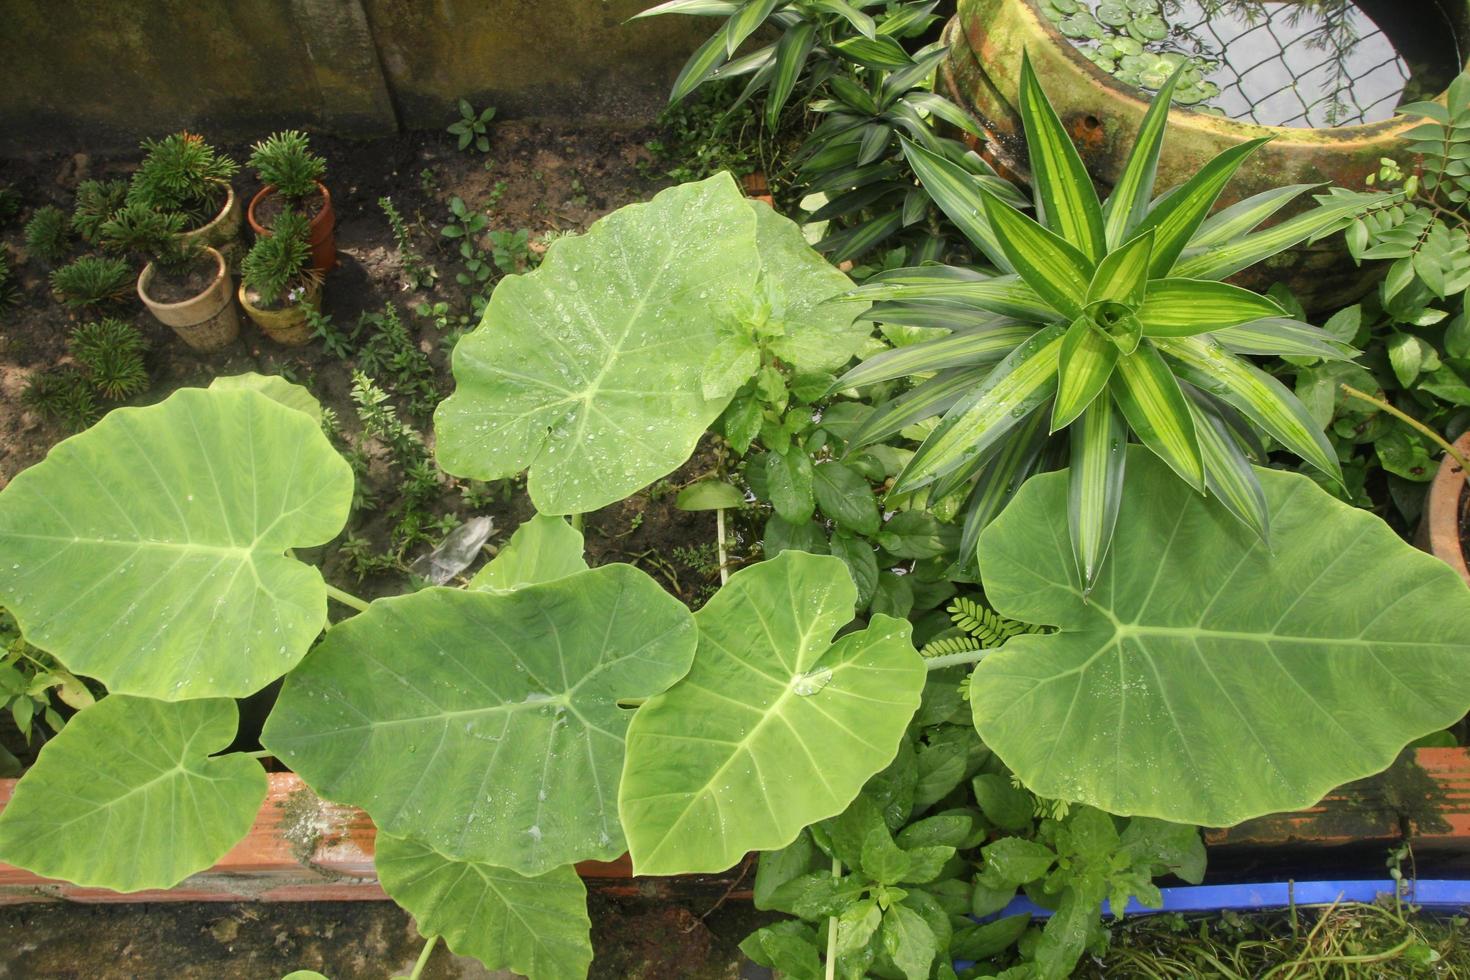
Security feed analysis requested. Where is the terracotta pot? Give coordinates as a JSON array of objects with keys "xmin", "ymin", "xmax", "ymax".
[
  {"xmin": 238, "ymin": 280, "xmax": 322, "ymax": 347},
  {"xmin": 938, "ymin": 0, "xmax": 1470, "ymax": 311},
  {"xmin": 1421, "ymin": 431, "xmax": 1470, "ymax": 588},
  {"xmin": 247, "ymin": 181, "xmax": 336, "ymax": 272},
  {"xmin": 136, "ymin": 246, "xmax": 238, "ymax": 353},
  {"xmin": 181, "ymin": 181, "xmax": 242, "ymax": 255}
]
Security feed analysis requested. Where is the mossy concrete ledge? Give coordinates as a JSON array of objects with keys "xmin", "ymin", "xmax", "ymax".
[{"xmin": 0, "ymin": 0, "xmax": 708, "ymax": 152}]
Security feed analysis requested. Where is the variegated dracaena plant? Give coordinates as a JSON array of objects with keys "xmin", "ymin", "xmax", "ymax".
[{"xmin": 838, "ymin": 54, "xmax": 1370, "ymax": 588}]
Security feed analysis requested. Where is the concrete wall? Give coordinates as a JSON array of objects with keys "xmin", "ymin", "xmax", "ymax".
[{"xmin": 0, "ymin": 0, "xmax": 709, "ymax": 152}]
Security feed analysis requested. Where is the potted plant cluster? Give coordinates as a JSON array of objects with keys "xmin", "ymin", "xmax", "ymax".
[
  {"xmin": 101, "ymin": 202, "xmax": 238, "ymax": 352},
  {"xmin": 126, "ymin": 131, "xmax": 241, "ymax": 253},
  {"xmin": 246, "ymin": 129, "xmax": 335, "ymax": 272},
  {"xmin": 238, "ymin": 210, "xmax": 323, "ymax": 346}
]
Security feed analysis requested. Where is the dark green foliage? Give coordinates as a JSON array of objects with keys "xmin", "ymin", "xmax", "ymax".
[
  {"xmin": 98, "ymin": 203, "xmax": 196, "ymax": 272},
  {"xmin": 69, "ymin": 319, "xmax": 149, "ymax": 401},
  {"xmin": 0, "ymin": 186, "xmax": 21, "ymax": 227},
  {"xmin": 241, "ymin": 211, "xmax": 313, "ymax": 306},
  {"xmin": 126, "ymin": 132, "xmax": 237, "ymax": 223},
  {"xmin": 919, "ymin": 595, "xmax": 1043, "ymax": 659},
  {"xmin": 71, "ymin": 179, "xmax": 129, "ymax": 243},
  {"xmin": 248, "ymin": 130, "xmax": 326, "ymax": 201},
  {"xmin": 49, "ymin": 256, "xmax": 133, "ymax": 308},
  {"xmin": 23, "ymin": 206, "xmax": 71, "ymax": 264},
  {"xmin": 379, "ymin": 196, "xmax": 435, "ymax": 290},
  {"xmin": 0, "ymin": 253, "xmax": 18, "ymax": 312},
  {"xmin": 446, "ymin": 98, "xmax": 495, "ymax": 153},
  {"xmin": 22, "ymin": 369, "xmax": 99, "ymax": 432}
]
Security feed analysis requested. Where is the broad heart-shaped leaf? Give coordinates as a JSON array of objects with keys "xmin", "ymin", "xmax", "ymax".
[
  {"xmin": 620, "ymin": 551, "xmax": 925, "ymax": 875},
  {"xmin": 435, "ymin": 174, "xmax": 760, "ymax": 515},
  {"xmin": 376, "ymin": 833, "xmax": 592, "ymax": 980},
  {"xmin": 208, "ymin": 372, "xmax": 323, "ymax": 422},
  {"xmin": 972, "ymin": 450, "xmax": 1470, "ymax": 827},
  {"xmin": 0, "ymin": 695, "xmax": 265, "ymax": 891},
  {"xmin": 469, "ymin": 514, "xmax": 587, "ymax": 592},
  {"xmin": 263, "ymin": 565, "xmax": 695, "ymax": 875},
  {"xmin": 0, "ymin": 387, "xmax": 353, "ymax": 700}
]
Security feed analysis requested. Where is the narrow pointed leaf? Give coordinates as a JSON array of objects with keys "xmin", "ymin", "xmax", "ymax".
[
  {"xmin": 264, "ymin": 566, "xmax": 697, "ymax": 875},
  {"xmin": 833, "ymin": 34, "xmax": 914, "ymax": 70},
  {"xmin": 0, "ymin": 696, "xmax": 265, "ymax": 892},
  {"xmin": 974, "ymin": 450, "xmax": 1470, "ymax": 826},
  {"xmin": 670, "ymin": 28, "xmax": 731, "ymax": 102},
  {"xmin": 895, "ymin": 325, "xmax": 1066, "ymax": 492},
  {"xmin": 766, "ymin": 22, "xmax": 818, "ymax": 129},
  {"xmin": 836, "ymin": 324, "xmax": 1033, "ymax": 389},
  {"xmin": 1212, "ymin": 318, "xmax": 1358, "ymax": 361},
  {"xmin": 852, "ymin": 272, "xmax": 1056, "ymax": 321},
  {"xmin": 632, "ymin": 0, "xmax": 742, "ymax": 18},
  {"xmin": 1190, "ymin": 183, "xmax": 1321, "ymax": 248},
  {"xmin": 954, "ymin": 409, "xmax": 1051, "ymax": 578},
  {"xmin": 1067, "ymin": 399, "xmax": 1127, "ymax": 589},
  {"xmin": 469, "ymin": 514, "xmax": 586, "ymax": 592},
  {"xmin": 724, "ymin": 0, "xmax": 781, "ymax": 56},
  {"xmin": 981, "ymin": 195, "xmax": 1093, "ymax": 319},
  {"xmin": 811, "ymin": 0, "xmax": 877, "ymax": 38},
  {"xmin": 1156, "ymin": 335, "xmax": 1340, "ymax": 481},
  {"xmin": 1185, "ymin": 389, "xmax": 1270, "ymax": 539},
  {"xmin": 1173, "ymin": 197, "xmax": 1373, "ymax": 280},
  {"xmin": 818, "ymin": 210, "xmax": 905, "ymax": 263},
  {"xmin": 0, "ymin": 387, "xmax": 353, "ymax": 700},
  {"xmin": 1018, "ymin": 54, "xmax": 1106, "ymax": 261},
  {"xmin": 850, "ymin": 367, "xmax": 993, "ymax": 447},
  {"xmin": 883, "ymin": 45, "xmax": 950, "ymax": 101},
  {"xmin": 1101, "ymin": 66, "xmax": 1183, "ymax": 246},
  {"xmin": 901, "ymin": 139, "xmax": 1013, "ymax": 271},
  {"xmin": 1111, "ymin": 343, "xmax": 1203, "ymax": 489},
  {"xmin": 1136, "ymin": 279, "xmax": 1285, "ymax": 336},
  {"xmin": 1053, "ymin": 317, "xmax": 1119, "ymax": 430},
  {"xmin": 903, "ymin": 92, "xmax": 984, "ymax": 139},
  {"xmin": 376, "ymin": 835, "xmax": 593, "ymax": 980},
  {"xmin": 621, "ymin": 552, "xmax": 924, "ymax": 874},
  {"xmin": 866, "ymin": 301, "xmax": 1000, "ymax": 331},
  {"xmin": 1133, "ymin": 138, "xmax": 1271, "ymax": 277},
  {"xmin": 1085, "ymin": 230, "xmax": 1153, "ymax": 307}
]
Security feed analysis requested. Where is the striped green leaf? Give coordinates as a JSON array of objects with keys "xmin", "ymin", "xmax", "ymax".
[
  {"xmin": 724, "ymin": 0, "xmax": 781, "ymax": 55},
  {"xmin": 1053, "ymin": 316, "xmax": 1119, "ymax": 430},
  {"xmin": 867, "ymin": 301, "xmax": 999, "ymax": 331},
  {"xmin": 1172, "ymin": 198, "xmax": 1369, "ymax": 281},
  {"xmin": 805, "ymin": 161, "xmax": 900, "ymax": 196},
  {"xmin": 1189, "ymin": 183, "xmax": 1321, "ymax": 248},
  {"xmin": 902, "ymin": 139, "xmax": 1013, "ymax": 271},
  {"xmin": 632, "ymin": 0, "xmax": 742, "ymax": 18},
  {"xmin": 1134, "ymin": 138, "xmax": 1271, "ymax": 278},
  {"xmin": 1101, "ymin": 65, "xmax": 1183, "ymax": 247},
  {"xmin": 816, "ymin": 210, "xmax": 904, "ymax": 263},
  {"xmin": 881, "ymin": 45, "xmax": 950, "ymax": 101},
  {"xmin": 670, "ymin": 28, "xmax": 731, "ymax": 103},
  {"xmin": 1136, "ymin": 279, "xmax": 1285, "ymax": 337},
  {"xmin": 954, "ymin": 410, "xmax": 1052, "ymax": 579},
  {"xmin": 857, "ymin": 123, "xmax": 893, "ymax": 165},
  {"xmin": 710, "ymin": 42, "xmax": 776, "ymax": 81},
  {"xmin": 806, "ymin": 184, "xmax": 902, "ymax": 223},
  {"xmin": 832, "ymin": 34, "xmax": 914, "ymax": 70},
  {"xmin": 849, "ymin": 367, "xmax": 992, "ymax": 447},
  {"xmin": 1156, "ymin": 336, "xmax": 1340, "ymax": 481},
  {"xmin": 836, "ymin": 324, "xmax": 1034, "ymax": 388},
  {"xmin": 981, "ymin": 194, "xmax": 1093, "ymax": 319},
  {"xmin": 1018, "ymin": 53, "xmax": 1106, "ymax": 261},
  {"xmin": 811, "ymin": 0, "xmax": 877, "ymax": 38},
  {"xmin": 1212, "ymin": 318, "xmax": 1359, "ymax": 361},
  {"xmin": 851, "ymin": 273, "xmax": 1058, "ymax": 322},
  {"xmin": 1085, "ymin": 229, "xmax": 1154, "ymax": 308},
  {"xmin": 894, "ymin": 325, "xmax": 1066, "ymax": 493},
  {"xmin": 727, "ymin": 56, "xmax": 776, "ymax": 112},
  {"xmin": 830, "ymin": 74, "xmax": 879, "ymax": 115},
  {"xmin": 766, "ymin": 22, "xmax": 817, "ymax": 129},
  {"xmin": 1186, "ymin": 388, "xmax": 1270, "ymax": 539},
  {"xmin": 1111, "ymin": 342, "xmax": 1204, "ymax": 489},
  {"xmin": 1067, "ymin": 398, "xmax": 1127, "ymax": 590},
  {"xmin": 903, "ymin": 92, "xmax": 984, "ymax": 139}
]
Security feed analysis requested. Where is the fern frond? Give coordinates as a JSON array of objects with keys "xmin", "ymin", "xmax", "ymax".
[
  {"xmin": 919, "ymin": 630, "xmax": 981, "ymax": 659},
  {"xmin": 947, "ymin": 596, "xmax": 1037, "ymax": 648}
]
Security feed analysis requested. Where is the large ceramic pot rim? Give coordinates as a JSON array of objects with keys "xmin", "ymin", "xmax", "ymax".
[
  {"xmin": 961, "ymin": 0, "xmax": 1470, "ymax": 149},
  {"xmin": 137, "ymin": 245, "xmax": 227, "ymax": 311}
]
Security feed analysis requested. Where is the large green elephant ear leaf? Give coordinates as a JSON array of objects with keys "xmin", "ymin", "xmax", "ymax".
[
  {"xmin": 263, "ymin": 564, "xmax": 696, "ymax": 875},
  {"xmin": 750, "ymin": 200, "xmax": 871, "ymax": 375},
  {"xmin": 376, "ymin": 833, "xmax": 593, "ymax": 980},
  {"xmin": 434, "ymin": 173, "xmax": 761, "ymax": 515},
  {"xmin": 620, "ymin": 551, "xmax": 925, "ymax": 875},
  {"xmin": 469, "ymin": 513, "xmax": 587, "ymax": 592},
  {"xmin": 0, "ymin": 387, "xmax": 354, "ymax": 699},
  {"xmin": 209, "ymin": 372, "xmax": 323, "ymax": 422},
  {"xmin": 0, "ymin": 695, "xmax": 265, "ymax": 891},
  {"xmin": 974, "ymin": 449, "xmax": 1470, "ymax": 827}
]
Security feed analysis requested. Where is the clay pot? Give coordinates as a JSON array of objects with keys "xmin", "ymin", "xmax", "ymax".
[
  {"xmin": 238, "ymin": 281, "xmax": 322, "ymax": 347},
  {"xmin": 939, "ymin": 0, "xmax": 1470, "ymax": 312},
  {"xmin": 181, "ymin": 181, "xmax": 242, "ymax": 255},
  {"xmin": 137, "ymin": 246, "xmax": 238, "ymax": 353},
  {"xmin": 247, "ymin": 182, "xmax": 336, "ymax": 272},
  {"xmin": 1421, "ymin": 431, "xmax": 1470, "ymax": 588}
]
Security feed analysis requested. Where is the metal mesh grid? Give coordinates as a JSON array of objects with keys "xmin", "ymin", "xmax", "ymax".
[{"xmin": 1166, "ymin": 1, "xmax": 1410, "ymax": 128}]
